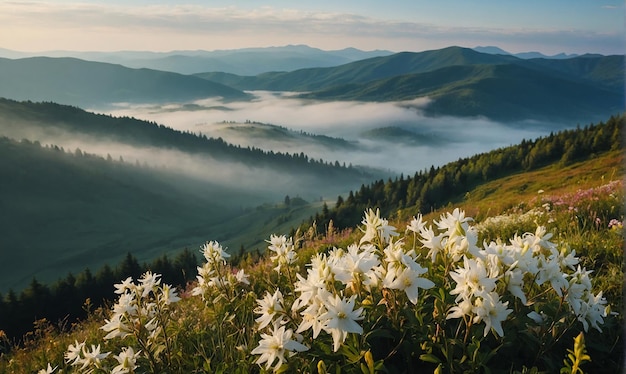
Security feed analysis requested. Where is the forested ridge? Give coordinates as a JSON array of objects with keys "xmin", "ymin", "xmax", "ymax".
[
  {"xmin": 0, "ymin": 98, "xmax": 374, "ymax": 179},
  {"xmin": 309, "ymin": 114, "xmax": 623, "ymax": 231}
]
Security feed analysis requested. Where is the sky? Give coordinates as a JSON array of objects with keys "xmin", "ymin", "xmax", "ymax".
[{"xmin": 0, "ymin": 0, "xmax": 623, "ymax": 55}]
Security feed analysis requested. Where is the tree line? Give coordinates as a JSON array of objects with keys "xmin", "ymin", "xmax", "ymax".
[
  {"xmin": 306, "ymin": 114, "xmax": 623, "ymax": 231},
  {"xmin": 0, "ymin": 250, "xmax": 198, "ymax": 343}
]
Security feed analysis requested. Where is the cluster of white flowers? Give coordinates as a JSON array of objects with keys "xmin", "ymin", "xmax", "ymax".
[
  {"xmin": 267, "ymin": 234, "xmax": 298, "ymax": 273},
  {"xmin": 250, "ymin": 207, "xmax": 610, "ymax": 371},
  {"xmin": 60, "ymin": 272, "xmax": 179, "ymax": 373},
  {"xmin": 192, "ymin": 240, "xmax": 249, "ymax": 300},
  {"xmin": 416, "ymin": 208, "xmax": 607, "ymax": 336},
  {"xmin": 37, "ymin": 207, "xmax": 611, "ymax": 373},
  {"xmin": 251, "ymin": 208, "xmax": 436, "ymax": 370},
  {"xmin": 63, "ymin": 340, "xmax": 141, "ymax": 374}
]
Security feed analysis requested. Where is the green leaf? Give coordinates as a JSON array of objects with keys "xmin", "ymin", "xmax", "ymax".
[{"xmin": 419, "ymin": 353, "xmax": 442, "ymax": 364}]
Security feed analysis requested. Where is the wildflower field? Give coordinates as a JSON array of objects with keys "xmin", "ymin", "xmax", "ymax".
[{"xmin": 1, "ymin": 175, "xmax": 622, "ymax": 373}]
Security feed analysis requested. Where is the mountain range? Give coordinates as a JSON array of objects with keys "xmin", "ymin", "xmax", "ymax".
[
  {"xmin": 0, "ymin": 57, "xmax": 250, "ymax": 107},
  {"xmin": 0, "ymin": 45, "xmax": 622, "ymax": 123},
  {"xmin": 196, "ymin": 46, "xmax": 623, "ymax": 122},
  {"xmin": 0, "ymin": 45, "xmax": 394, "ymax": 75}
]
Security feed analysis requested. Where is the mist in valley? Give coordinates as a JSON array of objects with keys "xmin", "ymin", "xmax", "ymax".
[{"xmin": 98, "ymin": 91, "xmax": 563, "ymax": 176}]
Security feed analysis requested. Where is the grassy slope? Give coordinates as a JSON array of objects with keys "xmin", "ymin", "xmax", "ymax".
[{"xmin": 410, "ymin": 150, "xmax": 623, "ymax": 222}]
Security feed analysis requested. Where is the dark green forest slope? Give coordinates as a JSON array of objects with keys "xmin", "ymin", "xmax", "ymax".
[{"xmin": 0, "ymin": 137, "xmax": 237, "ymax": 292}]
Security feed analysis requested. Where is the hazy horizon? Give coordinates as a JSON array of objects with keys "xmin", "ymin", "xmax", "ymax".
[{"xmin": 1, "ymin": 1, "xmax": 622, "ymax": 56}]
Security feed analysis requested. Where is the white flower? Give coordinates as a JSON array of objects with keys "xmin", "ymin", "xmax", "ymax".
[
  {"xmin": 331, "ymin": 244, "xmax": 380, "ymax": 291},
  {"xmin": 473, "ymin": 291, "xmax": 512, "ymax": 337},
  {"xmin": 505, "ymin": 268, "xmax": 527, "ymax": 304},
  {"xmin": 267, "ymin": 234, "xmax": 297, "ymax": 272},
  {"xmin": 201, "ymin": 240, "xmax": 231, "ymax": 264},
  {"xmin": 359, "ymin": 208, "xmax": 398, "ymax": 244},
  {"xmin": 65, "ymin": 340, "xmax": 85, "ymax": 365},
  {"xmin": 536, "ymin": 255, "xmax": 568, "ymax": 297},
  {"xmin": 113, "ymin": 292, "xmax": 137, "ymax": 316},
  {"xmin": 251, "ymin": 324, "xmax": 309, "ymax": 372},
  {"xmin": 406, "ymin": 214, "xmax": 425, "ymax": 234},
  {"xmin": 449, "ymin": 256, "xmax": 497, "ymax": 301},
  {"xmin": 387, "ymin": 265, "xmax": 434, "ymax": 305},
  {"xmin": 101, "ymin": 313, "xmax": 131, "ymax": 340},
  {"xmin": 419, "ymin": 225, "xmax": 445, "ymax": 263},
  {"xmin": 235, "ymin": 269, "xmax": 250, "ymax": 285},
  {"xmin": 255, "ymin": 289, "xmax": 285, "ymax": 329},
  {"xmin": 447, "ymin": 296, "xmax": 474, "ymax": 320},
  {"xmin": 112, "ymin": 346, "xmax": 140, "ymax": 374},
  {"xmin": 436, "ymin": 208, "xmax": 472, "ymax": 238},
  {"xmin": 320, "ymin": 294, "xmax": 364, "ymax": 352},
  {"xmin": 139, "ymin": 271, "xmax": 161, "ymax": 297},
  {"xmin": 297, "ymin": 294, "xmax": 328, "ymax": 338},
  {"xmin": 160, "ymin": 283, "xmax": 181, "ymax": 305},
  {"xmin": 114, "ymin": 276, "xmax": 134, "ymax": 294},
  {"xmin": 527, "ymin": 311, "xmax": 546, "ymax": 324},
  {"xmin": 577, "ymin": 291, "xmax": 607, "ymax": 332},
  {"xmin": 79, "ymin": 344, "xmax": 110, "ymax": 370},
  {"xmin": 38, "ymin": 363, "xmax": 57, "ymax": 374}
]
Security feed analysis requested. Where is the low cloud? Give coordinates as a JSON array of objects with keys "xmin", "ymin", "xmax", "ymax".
[{"xmin": 98, "ymin": 92, "xmax": 553, "ymax": 175}]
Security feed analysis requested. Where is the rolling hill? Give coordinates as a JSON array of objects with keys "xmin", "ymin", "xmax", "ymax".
[
  {"xmin": 195, "ymin": 46, "xmax": 521, "ymax": 91},
  {"xmin": 0, "ymin": 57, "xmax": 250, "ymax": 107},
  {"xmin": 0, "ymin": 45, "xmax": 394, "ymax": 75},
  {"xmin": 300, "ymin": 63, "xmax": 623, "ymax": 122},
  {"xmin": 195, "ymin": 46, "xmax": 624, "ymax": 123}
]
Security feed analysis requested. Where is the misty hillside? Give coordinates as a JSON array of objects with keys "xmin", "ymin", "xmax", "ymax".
[
  {"xmin": 0, "ymin": 136, "xmax": 239, "ymax": 292},
  {"xmin": 0, "ymin": 45, "xmax": 394, "ymax": 75},
  {"xmin": 0, "ymin": 57, "xmax": 250, "ymax": 107},
  {"xmin": 195, "ymin": 46, "xmax": 624, "ymax": 122},
  {"xmin": 211, "ymin": 120, "xmax": 358, "ymax": 151},
  {"xmin": 0, "ymin": 98, "xmax": 379, "ymax": 182},
  {"xmin": 299, "ymin": 63, "xmax": 623, "ymax": 122},
  {"xmin": 306, "ymin": 114, "xmax": 623, "ymax": 232}
]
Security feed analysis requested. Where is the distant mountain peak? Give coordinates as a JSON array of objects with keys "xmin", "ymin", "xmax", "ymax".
[
  {"xmin": 473, "ymin": 46, "xmax": 582, "ymax": 60},
  {"xmin": 473, "ymin": 46, "xmax": 511, "ymax": 55}
]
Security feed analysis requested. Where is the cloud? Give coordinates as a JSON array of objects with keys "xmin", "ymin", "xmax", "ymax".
[
  {"xmin": 0, "ymin": 2, "xmax": 622, "ymax": 54},
  {"xmin": 99, "ymin": 92, "xmax": 553, "ymax": 175}
]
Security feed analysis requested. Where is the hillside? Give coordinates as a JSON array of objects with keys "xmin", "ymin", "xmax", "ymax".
[
  {"xmin": 0, "ymin": 99, "xmax": 376, "ymax": 180},
  {"xmin": 300, "ymin": 64, "xmax": 622, "ymax": 121},
  {"xmin": 1, "ymin": 118, "xmax": 623, "ymax": 373},
  {"xmin": 308, "ymin": 114, "xmax": 623, "ymax": 232},
  {"xmin": 0, "ymin": 137, "xmax": 238, "ymax": 292},
  {"xmin": 0, "ymin": 57, "xmax": 250, "ymax": 107},
  {"xmin": 0, "ymin": 99, "xmax": 382, "ymax": 292},
  {"xmin": 194, "ymin": 46, "xmax": 520, "ymax": 91},
  {"xmin": 195, "ymin": 47, "xmax": 623, "ymax": 122}
]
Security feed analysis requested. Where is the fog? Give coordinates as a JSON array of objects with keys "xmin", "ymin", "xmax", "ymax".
[
  {"xmin": 0, "ymin": 122, "xmax": 366, "ymax": 204},
  {"xmin": 98, "ymin": 91, "xmax": 559, "ymax": 175}
]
